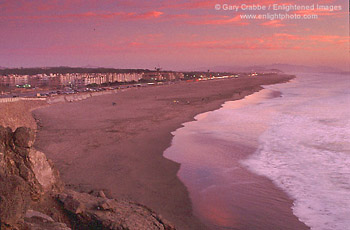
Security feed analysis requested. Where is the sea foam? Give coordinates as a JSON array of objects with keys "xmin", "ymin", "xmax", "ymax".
[{"xmin": 243, "ymin": 73, "xmax": 350, "ymax": 230}]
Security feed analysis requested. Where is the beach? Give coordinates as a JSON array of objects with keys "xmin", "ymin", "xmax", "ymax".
[{"xmin": 32, "ymin": 75, "xmax": 307, "ymax": 229}]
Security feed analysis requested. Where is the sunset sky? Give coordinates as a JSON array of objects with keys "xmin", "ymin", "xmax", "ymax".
[{"xmin": 0, "ymin": 0, "xmax": 349, "ymax": 71}]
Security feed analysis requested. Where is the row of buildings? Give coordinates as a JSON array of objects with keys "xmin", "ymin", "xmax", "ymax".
[{"xmin": 0, "ymin": 72, "xmax": 185, "ymax": 88}]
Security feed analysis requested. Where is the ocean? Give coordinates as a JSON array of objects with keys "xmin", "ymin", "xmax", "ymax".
[{"xmin": 164, "ymin": 73, "xmax": 350, "ymax": 230}]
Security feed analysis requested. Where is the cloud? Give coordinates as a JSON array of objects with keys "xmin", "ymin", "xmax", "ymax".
[
  {"xmin": 293, "ymin": 8, "xmax": 346, "ymax": 17},
  {"xmin": 96, "ymin": 32, "xmax": 347, "ymax": 52},
  {"xmin": 166, "ymin": 33, "xmax": 349, "ymax": 51},
  {"xmin": 308, "ymin": 35, "xmax": 349, "ymax": 45},
  {"xmin": 0, "ymin": 10, "xmax": 164, "ymax": 22},
  {"xmin": 3, "ymin": 31, "xmax": 347, "ymax": 59},
  {"xmin": 188, "ymin": 15, "xmax": 248, "ymax": 25},
  {"xmin": 261, "ymin": 20, "xmax": 285, "ymax": 27},
  {"xmin": 159, "ymin": 0, "xmax": 216, "ymax": 10}
]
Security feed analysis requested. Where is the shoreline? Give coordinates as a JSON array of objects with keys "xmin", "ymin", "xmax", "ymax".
[
  {"xmin": 31, "ymin": 75, "xmax": 303, "ymax": 229},
  {"xmin": 164, "ymin": 87, "xmax": 310, "ymax": 230}
]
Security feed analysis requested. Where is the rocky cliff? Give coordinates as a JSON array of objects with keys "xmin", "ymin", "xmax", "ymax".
[{"xmin": 0, "ymin": 126, "xmax": 175, "ymax": 230}]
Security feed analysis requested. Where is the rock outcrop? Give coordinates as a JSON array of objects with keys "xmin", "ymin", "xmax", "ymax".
[
  {"xmin": 23, "ymin": 210, "xmax": 71, "ymax": 230},
  {"xmin": 58, "ymin": 189, "xmax": 175, "ymax": 230},
  {"xmin": 0, "ymin": 126, "xmax": 176, "ymax": 230},
  {"xmin": 0, "ymin": 126, "xmax": 63, "ymax": 229}
]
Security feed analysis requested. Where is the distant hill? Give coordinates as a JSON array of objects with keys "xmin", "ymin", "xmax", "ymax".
[
  {"xmin": 194, "ymin": 65, "xmax": 282, "ymax": 73},
  {"xmin": 195, "ymin": 64, "xmax": 344, "ymax": 74},
  {"xmin": 262, "ymin": 64, "xmax": 343, "ymax": 73},
  {"xmin": 80, "ymin": 64, "xmax": 102, "ymax": 68}
]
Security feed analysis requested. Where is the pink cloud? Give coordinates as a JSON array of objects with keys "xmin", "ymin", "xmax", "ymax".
[
  {"xmin": 159, "ymin": 0, "xmax": 216, "ymax": 10},
  {"xmin": 97, "ymin": 33, "xmax": 350, "ymax": 52},
  {"xmin": 308, "ymin": 35, "xmax": 349, "ymax": 45},
  {"xmin": 93, "ymin": 32, "xmax": 347, "ymax": 52},
  {"xmin": 293, "ymin": 8, "xmax": 346, "ymax": 17},
  {"xmin": 261, "ymin": 20, "xmax": 286, "ymax": 27},
  {"xmin": 132, "ymin": 11, "xmax": 163, "ymax": 19},
  {"xmin": 273, "ymin": 33, "xmax": 302, "ymax": 40},
  {"xmin": 4, "ymin": 32, "xmax": 348, "ymax": 59},
  {"xmin": 189, "ymin": 15, "xmax": 248, "ymax": 26},
  {"xmin": 167, "ymin": 33, "xmax": 349, "ymax": 51},
  {"xmin": 0, "ymin": 10, "xmax": 164, "ymax": 22}
]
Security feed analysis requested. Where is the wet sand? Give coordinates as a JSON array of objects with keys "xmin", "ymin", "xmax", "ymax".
[
  {"xmin": 164, "ymin": 90, "xmax": 310, "ymax": 230},
  {"xmin": 32, "ymin": 75, "xmax": 308, "ymax": 229}
]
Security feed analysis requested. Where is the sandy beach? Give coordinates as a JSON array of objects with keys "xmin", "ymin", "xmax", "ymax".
[{"xmin": 32, "ymin": 75, "xmax": 307, "ymax": 229}]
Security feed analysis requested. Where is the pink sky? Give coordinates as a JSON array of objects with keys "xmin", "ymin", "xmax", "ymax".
[{"xmin": 0, "ymin": 0, "xmax": 349, "ymax": 71}]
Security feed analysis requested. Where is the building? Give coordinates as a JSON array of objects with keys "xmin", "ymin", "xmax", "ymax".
[
  {"xmin": 0, "ymin": 75, "xmax": 29, "ymax": 88},
  {"xmin": 1, "ymin": 70, "xmax": 183, "ymax": 89},
  {"xmin": 142, "ymin": 72, "xmax": 184, "ymax": 81}
]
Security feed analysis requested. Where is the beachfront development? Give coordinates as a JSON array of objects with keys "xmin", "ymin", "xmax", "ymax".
[{"xmin": 0, "ymin": 67, "xmax": 264, "ymax": 99}]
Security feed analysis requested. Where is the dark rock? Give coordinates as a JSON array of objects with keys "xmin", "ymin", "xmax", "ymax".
[
  {"xmin": 13, "ymin": 147, "xmax": 31, "ymax": 158},
  {"xmin": 0, "ymin": 174, "xmax": 31, "ymax": 227},
  {"xmin": 59, "ymin": 190, "xmax": 176, "ymax": 230},
  {"xmin": 24, "ymin": 210, "xmax": 71, "ymax": 230},
  {"xmin": 19, "ymin": 164, "xmax": 33, "ymax": 181},
  {"xmin": 62, "ymin": 195, "xmax": 85, "ymax": 214},
  {"xmin": 0, "ymin": 126, "xmax": 12, "ymax": 153},
  {"xmin": 13, "ymin": 127, "xmax": 35, "ymax": 148},
  {"xmin": 98, "ymin": 200, "xmax": 114, "ymax": 211}
]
